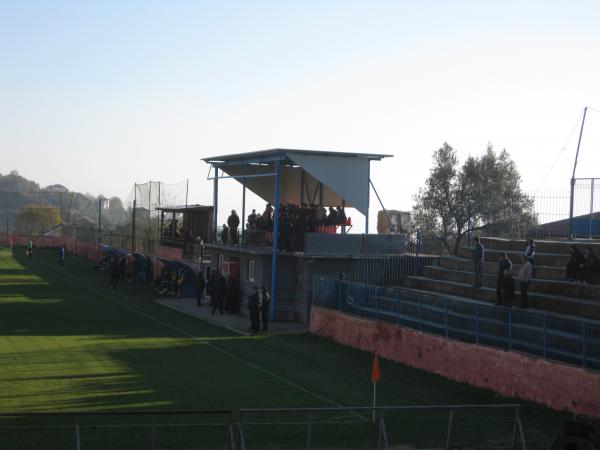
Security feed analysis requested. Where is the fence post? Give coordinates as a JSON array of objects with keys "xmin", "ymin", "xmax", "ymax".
[
  {"xmin": 306, "ymin": 413, "xmax": 313, "ymax": 450},
  {"xmin": 475, "ymin": 304, "xmax": 479, "ymax": 344},
  {"xmin": 151, "ymin": 416, "xmax": 157, "ymax": 450},
  {"xmin": 375, "ymin": 288, "xmax": 379, "ymax": 320},
  {"xmin": 582, "ymin": 321, "xmax": 587, "ymax": 368},
  {"xmin": 508, "ymin": 309, "xmax": 513, "ymax": 351},
  {"xmin": 75, "ymin": 417, "xmax": 81, "ymax": 450},
  {"xmin": 418, "ymin": 294, "xmax": 423, "ymax": 331},
  {"xmin": 445, "ymin": 298, "xmax": 449, "ymax": 337},
  {"xmin": 543, "ymin": 314, "xmax": 547, "ymax": 358},
  {"xmin": 395, "ymin": 292, "xmax": 400, "ymax": 325},
  {"xmin": 415, "ymin": 228, "xmax": 421, "ymax": 273},
  {"xmin": 445, "ymin": 409, "xmax": 454, "ymax": 450}
]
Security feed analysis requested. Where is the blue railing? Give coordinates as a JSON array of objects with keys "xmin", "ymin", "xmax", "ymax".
[{"xmin": 313, "ymin": 276, "xmax": 600, "ymax": 370}]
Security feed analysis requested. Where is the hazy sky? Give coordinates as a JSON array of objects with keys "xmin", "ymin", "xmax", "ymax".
[{"xmin": 2, "ymin": 1, "xmax": 600, "ymax": 230}]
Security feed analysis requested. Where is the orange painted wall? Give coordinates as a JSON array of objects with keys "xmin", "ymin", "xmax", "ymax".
[{"xmin": 309, "ymin": 306, "xmax": 600, "ymax": 418}]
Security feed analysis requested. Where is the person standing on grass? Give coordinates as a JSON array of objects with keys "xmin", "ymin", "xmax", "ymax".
[
  {"xmin": 110, "ymin": 256, "xmax": 120, "ymax": 288},
  {"xmin": 58, "ymin": 245, "xmax": 65, "ymax": 268},
  {"xmin": 211, "ymin": 272, "xmax": 227, "ymax": 315},
  {"xmin": 518, "ymin": 255, "xmax": 532, "ymax": 308},
  {"xmin": 259, "ymin": 285, "xmax": 270, "ymax": 332},
  {"xmin": 27, "ymin": 239, "xmax": 33, "ymax": 257},
  {"xmin": 247, "ymin": 286, "xmax": 260, "ymax": 333},
  {"xmin": 472, "ymin": 237, "xmax": 485, "ymax": 288}
]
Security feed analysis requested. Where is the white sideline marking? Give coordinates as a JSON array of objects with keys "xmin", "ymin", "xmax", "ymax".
[{"xmin": 30, "ymin": 260, "xmax": 361, "ymax": 415}]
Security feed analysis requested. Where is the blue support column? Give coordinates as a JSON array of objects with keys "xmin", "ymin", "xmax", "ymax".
[
  {"xmin": 270, "ymin": 158, "xmax": 281, "ymax": 321},
  {"xmin": 213, "ymin": 167, "xmax": 219, "ymax": 241}
]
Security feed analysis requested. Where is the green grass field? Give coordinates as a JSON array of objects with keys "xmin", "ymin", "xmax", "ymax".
[{"xmin": 0, "ymin": 247, "xmax": 574, "ymax": 449}]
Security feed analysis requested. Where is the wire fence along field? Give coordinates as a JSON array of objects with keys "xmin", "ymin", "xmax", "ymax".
[
  {"xmin": 0, "ymin": 405, "xmax": 526, "ymax": 450},
  {"xmin": 313, "ymin": 276, "xmax": 600, "ymax": 370}
]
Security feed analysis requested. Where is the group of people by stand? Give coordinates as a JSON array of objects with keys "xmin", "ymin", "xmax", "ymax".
[
  {"xmin": 195, "ymin": 271, "xmax": 270, "ymax": 333},
  {"xmin": 473, "ymin": 237, "xmax": 536, "ymax": 308},
  {"xmin": 473, "ymin": 237, "xmax": 600, "ymax": 308},
  {"xmin": 220, "ymin": 203, "xmax": 348, "ymax": 252},
  {"xmin": 195, "ymin": 271, "xmax": 241, "ymax": 316}
]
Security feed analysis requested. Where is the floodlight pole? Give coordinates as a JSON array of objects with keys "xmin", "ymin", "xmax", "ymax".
[
  {"xmin": 270, "ymin": 157, "xmax": 281, "ymax": 321},
  {"xmin": 97, "ymin": 197, "xmax": 102, "ymax": 258},
  {"xmin": 213, "ymin": 167, "xmax": 219, "ymax": 240},
  {"xmin": 569, "ymin": 106, "xmax": 588, "ymax": 239},
  {"xmin": 132, "ymin": 183, "xmax": 136, "ymax": 252},
  {"xmin": 365, "ymin": 163, "xmax": 371, "ymax": 234},
  {"xmin": 241, "ymin": 177, "xmax": 246, "ymax": 246}
]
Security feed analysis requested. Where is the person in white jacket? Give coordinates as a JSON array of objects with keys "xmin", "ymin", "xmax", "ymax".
[{"xmin": 518, "ymin": 255, "xmax": 533, "ymax": 308}]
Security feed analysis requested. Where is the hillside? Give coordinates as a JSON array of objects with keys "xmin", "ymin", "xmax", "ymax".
[{"xmin": 0, "ymin": 171, "xmax": 127, "ymax": 234}]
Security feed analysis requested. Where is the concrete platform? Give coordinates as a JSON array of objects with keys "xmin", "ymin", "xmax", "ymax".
[{"xmin": 155, "ymin": 297, "xmax": 308, "ymax": 336}]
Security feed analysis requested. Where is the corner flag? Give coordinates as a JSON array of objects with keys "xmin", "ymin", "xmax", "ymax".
[{"xmin": 371, "ymin": 351, "xmax": 381, "ymax": 383}]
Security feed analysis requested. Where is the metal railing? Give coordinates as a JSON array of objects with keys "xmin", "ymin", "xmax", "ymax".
[
  {"xmin": 313, "ymin": 276, "xmax": 600, "ymax": 370},
  {"xmin": 0, "ymin": 404, "xmax": 526, "ymax": 450}
]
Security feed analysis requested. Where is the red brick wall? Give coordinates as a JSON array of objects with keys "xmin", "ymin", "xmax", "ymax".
[
  {"xmin": 157, "ymin": 245, "xmax": 183, "ymax": 260},
  {"xmin": 309, "ymin": 306, "xmax": 600, "ymax": 418}
]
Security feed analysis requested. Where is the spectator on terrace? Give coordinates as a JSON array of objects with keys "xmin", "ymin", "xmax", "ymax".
[
  {"xmin": 472, "ymin": 236, "xmax": 484, "ymax": 288},
  {"xmin": 211, "ymin": 272, "xmax": 227, "ymax": 315},
  {"xmin": 524, "ymin": 238, "xmax": 535, "ymax": 269},
  {"xmin": 227, "ymin": 210, "xmax": 240, "ymax": 243},
  {"xmin": 580, "ymin": 246, "xmax": 600, "ymax": 284},
  {"xmin": 566, "ymin": 245, "xmax": 584, "ymax": 282},
  {"xmin": 495, "ymin": 253, "xmax": 512, "ymax": 306},
  {"xmin": 247, "ymin": 209, "xmax": 258, "ymax": 230},
  {"xmin": 259, "ymin": 285, "xmax": 270, "ymax": 332},
  {"xmin": 220, "ymin": 224, "xmax": 229, "ymax": 243},
  {"xmin": 518, "ymin": 255, "xmax": 533, "ymax": 308},
  {"xmin": 337, "ymin": 206, "xmax": 347, "ymax": 225},
  {"xmin": 326, "ymin": 207, "xmax": 338, "ymax": 225}
]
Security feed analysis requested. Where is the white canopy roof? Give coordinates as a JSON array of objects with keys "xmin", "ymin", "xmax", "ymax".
[{"xmin": 204, "ymin": 149, "xmax": 391, "ymax": 216}]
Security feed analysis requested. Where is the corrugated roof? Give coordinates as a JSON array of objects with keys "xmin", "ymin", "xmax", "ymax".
[{"xmin": 203, "ymin": 148, "xmax": 392, "ymax": 164}]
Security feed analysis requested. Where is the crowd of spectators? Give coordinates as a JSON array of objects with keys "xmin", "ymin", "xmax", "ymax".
[{"xmin": 220, "ymin": 203, "xmax": 349, "ymax": 251}]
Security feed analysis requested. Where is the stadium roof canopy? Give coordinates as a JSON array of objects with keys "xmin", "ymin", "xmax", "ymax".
[{"xmin": 203, "ymin": 148, "xmax": 392, "ymax": 216}]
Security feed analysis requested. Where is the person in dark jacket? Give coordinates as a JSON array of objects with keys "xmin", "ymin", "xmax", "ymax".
[
  {"xmin": 566, "ymin": 246, "xmax": 585, "ymax": 282},
  {"xmin": 227, "ymin": 210, "xmax": 240, "ymax": 243},
  {"xmin": 472, "ymin": 237, "xmax": 485, "ymax": 288},
  {"xmin": 211, "ymin": 273, "xmax": 227, "ymax": 315},
  {"xmin": 259, "ymin": 285, "xmax": 270, "ymax": 332},
  {"xmin": 247, "ymin": 286, "xmax": 260, "ymax": 333},
  {"xmin": 196, "ymin": 272, "xmax": 205, "ymax": 306},
  {"xmin": 496, "ymin": 253, "xmax": 512, "ymax": 306},
  {"xmin": 580, "ymin": 246, "xmax": 600, "ymax": 284}
]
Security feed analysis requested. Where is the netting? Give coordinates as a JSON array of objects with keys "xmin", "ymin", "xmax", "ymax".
[{"xmin": 119, "ymin": 180, "xmax": 189, "ymax": 254}]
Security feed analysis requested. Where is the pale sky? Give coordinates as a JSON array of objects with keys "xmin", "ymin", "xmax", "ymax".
[{"xmin": 2, "ymin": 1, "xmax": 600, "ymax": 230}]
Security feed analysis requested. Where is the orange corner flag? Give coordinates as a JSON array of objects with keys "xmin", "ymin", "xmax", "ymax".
[{"xmin": 371, "ymin": 351, "xmax": 381, "ymax": 383}]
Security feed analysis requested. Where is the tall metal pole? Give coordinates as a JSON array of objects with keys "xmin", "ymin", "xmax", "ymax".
[
  {"xmin": 213, "ymin": 168, "xmax": 219, "ymax": 241},
  {"xmin": 98, "ymin": 197, "xmax": 102, "ymax": 257},
  {"xmin": 241, "ymin": 179, "xmax": 246, "ymax": 246},
  {"xmin": 570, "ymin": 107, "xmax": 588, "ymax": 239},
  {"xmin": 270, "ymin": 158, "xmax": 281, "ymax": 321},
  {"xmin": 132, "ymin": 183, "xmax": 136, "ymax": 252},
  {"xmin": 185, "ymin": 179, "xmax": 189, "ymax": 208},
  {"xmin": 590, "ymin": 179, "xmax": 595, "ymax": 239},
  {"xmin": 365, "ymin": 164, "xmax": 371, "ymax": 234}
]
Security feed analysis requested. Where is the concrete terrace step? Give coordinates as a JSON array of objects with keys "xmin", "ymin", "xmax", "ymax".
[
  {"xmin": 479, "ymin": 237, "xmax": 600, "ymax": 254},
  {"xmin": 458, "ymin": 246, "xmax": 570, "ymax": 268},
  {"xmin": 440, "ymin": 255, "xmax": 565, "ymax": 281},
  {"xmin": 422, "ymin": 265, "xmax": 600, "ymax": 301},
  {"xmin": 405, "ymin": 275, "xmax": 600, "ymax": 320}
]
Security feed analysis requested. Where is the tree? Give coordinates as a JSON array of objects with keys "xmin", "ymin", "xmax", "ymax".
[
  {"xmin": 15, "ymin": 204, "xmax": 62, "ymax": 235},
  {"xmin": 412, "ymin": 143, "xmax": 536, "ymax": 254}
]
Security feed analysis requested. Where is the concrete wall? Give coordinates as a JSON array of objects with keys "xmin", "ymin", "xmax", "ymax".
[{"xmin": 309, "ymin": 306, "xmax": 600, "ymax": 418}]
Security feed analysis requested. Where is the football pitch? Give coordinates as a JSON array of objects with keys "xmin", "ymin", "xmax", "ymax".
[{"xmin": 0, "ymin": 247, "xmax": 571, "ymax": 449}]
